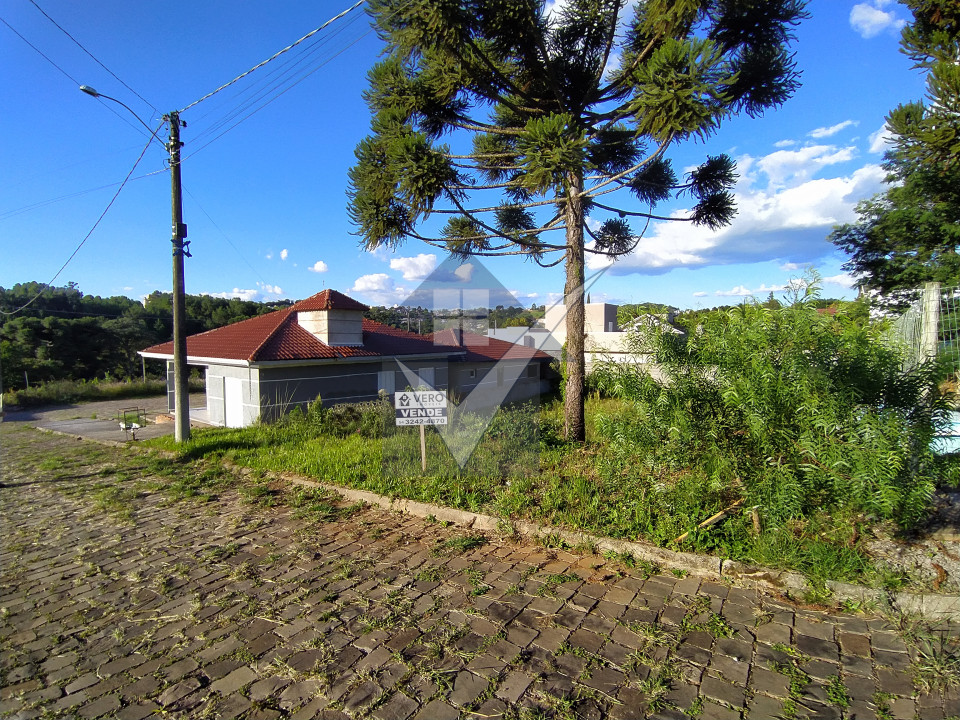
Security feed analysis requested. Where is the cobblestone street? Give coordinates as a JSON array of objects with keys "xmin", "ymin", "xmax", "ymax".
[{"xmin": 1, "ymin": 425, "xmax": 958, "ymax": 719}]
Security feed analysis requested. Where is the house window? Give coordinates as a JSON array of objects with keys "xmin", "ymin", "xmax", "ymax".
[
  {"xmin": 526, "ymin": 364, "xmax": 538, "ymax": 379},
  {"xmin": 467, "ymin": 368, "xmax": 476, "ymax": 379},
  {"xmin": 378, "ymin": 370, "xmax": 395, "ymax": 394}
]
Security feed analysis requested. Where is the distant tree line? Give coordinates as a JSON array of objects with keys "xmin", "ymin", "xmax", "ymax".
[
  {"xmin": 1, "ymin": 283, "xmax": 550, "ymax": 391},
  {"xmin": 0, "ymin": 282, "xmax": 291, "ymax": 391}
]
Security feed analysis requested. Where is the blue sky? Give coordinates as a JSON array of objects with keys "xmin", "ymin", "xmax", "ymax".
[{"xmin": 1, "ymin": 0, "xmax": 925, "ymax": 310}]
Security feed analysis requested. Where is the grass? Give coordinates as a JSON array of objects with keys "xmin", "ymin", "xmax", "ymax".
[
  {"xmin": 432, "ymin": 533, "xmax": 488, "ymax": 557},
  {"xmin": 2, "ymin": 376, "xmax": 204, "ymax": 407},
  {"xmin": 129, "ymin": 391, "xmax": 942, "ymax": 591}
]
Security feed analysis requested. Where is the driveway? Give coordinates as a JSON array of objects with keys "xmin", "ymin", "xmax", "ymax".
[
  {"xmin": 2, "ymin": 393, "xmax": 207, "ymax": 444},
  {"xmin": 0, "ymin": 424, "xmax": 958, "ymax": 719}
]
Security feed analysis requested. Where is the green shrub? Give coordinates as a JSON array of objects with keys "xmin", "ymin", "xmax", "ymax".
[
  {"xmin": 592, "ymin": 285, "xmax": 953, "ymax": 531},
  {"xmin": 2, "ymin": 377, "xmax": 203, "ymax": 407}
]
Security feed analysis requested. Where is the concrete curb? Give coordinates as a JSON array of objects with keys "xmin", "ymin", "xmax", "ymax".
[
  {"xmin": 26, "ymin": 428, "xmax": 960, "ymax": 621},
  {"xmin": 266, "ymin": 467, "xmax": 960, "ymax": 621}
]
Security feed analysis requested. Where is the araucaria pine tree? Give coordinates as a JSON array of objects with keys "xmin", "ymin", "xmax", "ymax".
[{"xmin": 348, "ymin": 0, "xmax": 808, "ymax": 441}]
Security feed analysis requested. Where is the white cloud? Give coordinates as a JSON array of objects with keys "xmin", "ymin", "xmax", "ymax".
[
  {"xmin": 757, "ymin": 144, "xmax": 857, "ymax": 187},
  {"xmin": 350, "ymin": 273, "xmax": 407, "ymax": 305},
  {"xmin": 308, "ymin": 260, "xmax": 329, "ymax": 273},
  {"xmin": 390, "ymin": 253, "xmax": 436, "ymax": 281},
  {"xmin": 869, "ymin": 123, "xmax": 894, "ymax": 153},
  {"xmin": 367, "ymin": 245, "xmax": 393, "ymax": 262},
  {"xmin": 850, "ymin": 1, "xmax": 906, "ymax": 38},
  {"xmin": 590, "ymin": 141, "xmax": 887, "ymax": 277},
  {"xmin": 692, "ymin": 291, "xmax": 709, "ymax": 298},
  {"xmin": 808, "ymin": 120, "xmax": 858, "ymax": 139},
  {"xmin": 265, "ymin": 252, "xmax": 273, "ymax": 261},
  {"xmin": 823, "ymin": 273, "xmax": 857, "ymax": 288},
  {"xmin": 715, "ymin": 285, "xmax": 753, "ymax": 297},
  {"xmin": 352, "ymin": 273, "xmax": 393, "ymax": 292},
  {"xmin": 280, "ymin": 248, "xmax": 289, "ymax": 261},
  {"xmin": 454, "ymin": 264, "xmax": 474, "ymax": 282},
  {"xmin": 779, "ymin": 262, "xmax": 805, "ymax": 272},
  {"xmin": 774, "ymin": 139, "xmax": 797, "ymax": 148},
  {"xmin": 204, "ymin": 282, "xmax": 284, "ymax": 302}
]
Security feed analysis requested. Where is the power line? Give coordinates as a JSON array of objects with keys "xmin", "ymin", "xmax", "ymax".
[
  {"xmin": 27, "ymin": 0, "xmax": 158, "ymax": 115},
  {"xmin": 1, "ymin": 122, "xmax": 164, "ymax": 318},
  {"xmin": 0, "ymin": 14, "xmax": 151, "ymax": 138},
  {"xmin": 0, "ymin": 14, "xmax": 78, "ymax": 84},
  {"xmin": 184, "ymin": 26, "xmax": 372, "ymax": 160},
  {"xmin": 178, "ymin": 0, "xmax": 365, "ymax": 113},
  {"xmin": 183, "ymin": 188, "xmax": 271, "ymax": 288},
  {"xmin": 0, "ymin": 168, "xmax": 167, "ymax": 221},
  {"xmin": 187, "ymin": 9, "xmax": 368, "ymax": 149}
]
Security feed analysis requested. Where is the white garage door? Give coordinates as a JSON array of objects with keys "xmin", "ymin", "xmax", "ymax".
[{"xmin": 225, "ymin": 377, "xmax": 244, "ymax": 428}]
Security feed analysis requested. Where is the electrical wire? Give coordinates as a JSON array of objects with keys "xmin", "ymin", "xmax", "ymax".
[
  {"xmin": 183, "ymin": 26, "xmax": 372, "ymax": 160},
  {"xmin": 0, "ymin": 167, "xmax": 167, "ymax": 221},
  {"xmin": 186, "ymin": 9, "xmax": 367, "ymax": 149},
  {"xmin": 1, "ymin": 122, "xmax": 164, "ymax": 318},
  {"xmin": 183, "ymin": 188, "xmax": 272, "ymax": 288},
  {"xmin": 178, "ymin": 0, "xmax": 365, "ymax": 114},
  {"xmin": 27, "ymin": 0, "xmax": 158, "ymax": 115},
  {"xmin": 0, "ymin": 14, "xmax": 151, "ymax": 138},
  {"xmin": 0, "ymin": 13, "xmax": 78, "ymax": 83}
]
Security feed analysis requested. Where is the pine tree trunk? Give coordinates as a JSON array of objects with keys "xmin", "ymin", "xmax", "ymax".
[{"xmin": 563, "ymin": 173, "xmax": 586, "ymax": 442}]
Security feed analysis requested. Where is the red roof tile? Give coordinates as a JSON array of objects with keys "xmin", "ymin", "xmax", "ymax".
[
  {"xmin": 290, "ymin": 289, "xmax": 368, "ymax": 312},
  {"xmin": 430, "ymin": 329, "xmax": 553, "ymax": 362},
  {"xmin": 144, "ymin": 307, "xmax": 445, "ymax": 362},
  {"xmin": 142, "ymin": 290, "xmax": 553, "ymax": 364}
]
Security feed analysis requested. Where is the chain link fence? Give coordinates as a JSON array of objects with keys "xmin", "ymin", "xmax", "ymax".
[{"xmin": 889, "ymin": 282, "xmax": 960, "ymax": 374}]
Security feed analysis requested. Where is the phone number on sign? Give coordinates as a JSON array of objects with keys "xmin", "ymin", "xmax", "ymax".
[{"xmin": 395, "ymin": 417, "xmax": 449, "ymax": 426}]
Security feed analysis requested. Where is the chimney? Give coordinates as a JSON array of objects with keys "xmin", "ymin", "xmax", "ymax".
[{"xmin": 294, "ymin": 290, "xmax": 366, "ymax": 346}]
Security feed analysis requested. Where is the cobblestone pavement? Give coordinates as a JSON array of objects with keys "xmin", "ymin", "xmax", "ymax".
[{"xmin": 1, "ymin": 426, "xmax": 958, "ymax": 720}]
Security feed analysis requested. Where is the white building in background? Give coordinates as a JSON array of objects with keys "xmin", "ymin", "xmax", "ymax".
[{"xmin": 489, "ymin": 301, "xmax": 682, "ymax": 370}]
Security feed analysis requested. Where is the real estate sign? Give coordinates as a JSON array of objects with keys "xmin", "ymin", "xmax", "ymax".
[{"xmin": 394, "ymin": 390, "xmax": 448, "ymax": 426}]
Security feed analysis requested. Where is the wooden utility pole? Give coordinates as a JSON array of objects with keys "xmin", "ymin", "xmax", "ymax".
[{"xmin": 166, "ymin": 110, "xmax": 191, "ymax": 443}]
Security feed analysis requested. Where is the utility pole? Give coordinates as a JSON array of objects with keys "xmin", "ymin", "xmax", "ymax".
[
  {"xmin": 80, "ymin": 86, "xmax": 192, "ymax": 443},
  {"xmin": 166, "ymin": 110, "xmax": 191, "ymax": 443}
]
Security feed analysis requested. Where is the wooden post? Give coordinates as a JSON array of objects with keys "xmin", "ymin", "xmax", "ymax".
[
  {"xmin": 921, "ymin": 282, "xmax": 941, "ymax": 362},
  {"xmin": 420, "ymin": 425, "xmax": 427, "ymax": 472}
]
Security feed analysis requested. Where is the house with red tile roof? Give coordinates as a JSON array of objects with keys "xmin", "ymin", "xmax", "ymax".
[{"xmin": 140, "ymin": 289, "xmax": 553, "ymax": 428}]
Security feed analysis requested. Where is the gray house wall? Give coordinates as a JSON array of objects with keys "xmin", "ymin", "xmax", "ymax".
[
  {"xmin": 170, "ymin": 356, "xmax": 550, "ymax": 428},
  {"xmin": 257, "ymin": 360, "xmax": 452, "ymax": 424},
  {"xmin": 448, "ymin": 360, "xmax": 550, "ymax": 406}
]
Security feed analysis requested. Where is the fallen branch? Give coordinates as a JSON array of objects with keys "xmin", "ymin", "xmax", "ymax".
[{"xmin": 673, "ymin": 499, "xmax": 744, "ymax": 544}]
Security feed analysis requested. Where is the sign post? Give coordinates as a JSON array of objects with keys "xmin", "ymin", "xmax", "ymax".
[{"xmin": 395, "ymin": 390, "xmax": 448, "ymax": 471}]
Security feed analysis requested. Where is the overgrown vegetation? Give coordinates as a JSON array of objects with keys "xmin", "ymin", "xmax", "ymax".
[
  {"xmin": 143, "ymin": 284, "xmax": 958, "ymax": 589},
  {"xmin": 586, "ymin": 282, "xmax": 958, "ymax": 582},
  {"xmin": 2, "ymin": 376, "xmax": 204, "ymax": 408}
]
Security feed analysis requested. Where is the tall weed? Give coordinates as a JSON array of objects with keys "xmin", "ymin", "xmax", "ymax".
[{"xmin": 592, "ymin": 288, "xmax": 952, "ymax": 531}]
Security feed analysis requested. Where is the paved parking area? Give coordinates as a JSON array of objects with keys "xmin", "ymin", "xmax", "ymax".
[{"xmin": 1, "ymin": 426, "xmax": 958, "ymax": 719}]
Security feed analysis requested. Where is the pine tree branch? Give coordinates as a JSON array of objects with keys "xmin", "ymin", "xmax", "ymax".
[
  {"xmin": 450, "ymin": 120, "xmax": 525, "ymax": 136},
  {"xmin": 442, "ymin": 152, "xmax": 518, "ymax": 160},
  {"xmin": 429, "ymin": 197, "xmax": 566, "ymax": 214},
  {"xmin": 590, "ymin": 200, "xmax": 695, "ymax": 222},
  {"xmin": 591, "ymin": 1, "xmax": 624, "ymax": 100},
  {"xmin": 582, "ymin": 138, "xmax": 672, "ymax": 197}
]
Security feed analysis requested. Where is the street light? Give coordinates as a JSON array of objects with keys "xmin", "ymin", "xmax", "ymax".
[{"xmin": 81, "ymin": 85, "xmax": 191, "ymax": 442}]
